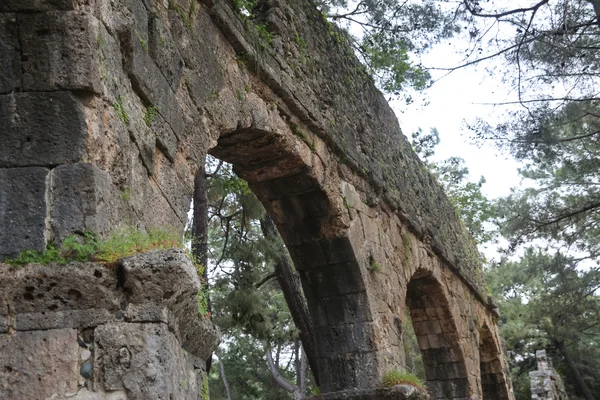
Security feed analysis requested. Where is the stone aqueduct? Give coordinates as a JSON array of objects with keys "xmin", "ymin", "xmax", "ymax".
[{"xmin": 0, "ymin": 0, "xmax": 513, "ymax": 398}]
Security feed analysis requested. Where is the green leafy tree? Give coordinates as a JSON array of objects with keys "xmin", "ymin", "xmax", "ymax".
[
  {"xmin": 200, "ymin": 158, "xmax": 315, "ymax": 399},
  {"xmin": 488, "ymin": 100, "xmax": 600, "ymax": 261},
  {"xmin": 318, "ymin": 0, "xmax": 465, "ymax": 96},
  {"xmin": 487, "ymin": 249, "xmax": 600, "ymax": 400},
  {"xmin": 452, "ymin": 1, "xmax": 600, "ymax": 260}
]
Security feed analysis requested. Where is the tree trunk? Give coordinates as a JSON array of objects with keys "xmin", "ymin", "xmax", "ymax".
[
  {"xmin": 192, "ymin": 160, "xmax": 209, "ymax": 271},
  {"xmin": 555, "ymin": 340, "xmax": 594, "ymax": 400},
  {"xmin": 192, "ymin": 159, "xmax": 211, "ymax": 373},
  {"xmin": 215, "ymin": 348, "xmax": 233, "ymax": 400},
  {"xmin": 259, "ymin": 216, "xmax": 320, "ymax": 386},
  {"xmin": 265, "ymin": 343, "xmax": 304, "ymax": 400}
]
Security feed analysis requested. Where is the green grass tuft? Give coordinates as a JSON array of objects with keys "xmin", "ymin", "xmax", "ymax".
[
  {"xmin": 144, "ymin": 105, "xmax": 159, "ymax": 126},
  {"xmin": 113, "ymin": 95, "xmax": 129, "ymax": 124},
  {"xmin": 5, "ymin": 227, "xmax": 183, "ymax": 266},
  {"xmin": 381, "ymin": 370, "xmax": 424, "ymax": 389}
]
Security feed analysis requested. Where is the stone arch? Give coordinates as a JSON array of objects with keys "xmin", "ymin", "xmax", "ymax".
[
  {"xmin": 479, "ymin": 324, "xmax": 510, "ymax": 400},
  {"xmin": 405, "ymin": 269, "xmax": 469, "ymax": 399},
  {"xmin": 209, "ymin": 125, "xmax": 378, "ymax": 392}
]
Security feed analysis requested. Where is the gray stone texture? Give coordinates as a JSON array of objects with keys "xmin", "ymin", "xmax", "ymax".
[
  {"xmin": 529, "ymin": 350, "xmax": 568, "ymax": 400},
  {"xmin": 95, "ymin": 322, "xmax": 203, "ymax": 400},
  {"xmin": 0, "ymin": 13, "xmax": 21, "ymax": 94},
  {"xmin": 0, "ymin": 92, "xmax": 88, "ymax": 167},
  {"xmin": 0, "ymin": 0, "xmax": 95, "ymax": 12},
  {"xmin": 0, "ymin": 167, "xmax": 49, "ymax": 259},
  {"xmin": 19, "ymin": 11, "xmax": 102, "ymax": 92},
  {"xmin": 50, "ymin": 163, "xmax": 117, "ymax": 242},
  {"xmin": 120, "ymin": 22, "xmax": 184, "ymax": 140},
  {"xmin": 119, "ymin": 249, "xmax": 220, "ymax": 360},
  {"xmin": 0, "ymin": 329, "xmax": 79, "ymax": 400},
  {"xmin": 312, "ymin": 385, "xmax": 429, "ymax": 400},
  {"xmin": 0, "ymin": 250, "xmax": 217, "ymax": 400}
]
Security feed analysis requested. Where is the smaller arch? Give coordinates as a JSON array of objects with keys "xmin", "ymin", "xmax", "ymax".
[
  {"xmin": 479, "ymin": 324, "xmax": 511, "ymax": 400},
  {"xmin": 405, "ymin": 270, "xmax": 470, "ymax": 400}
]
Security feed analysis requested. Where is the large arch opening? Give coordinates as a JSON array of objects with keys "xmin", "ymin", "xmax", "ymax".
[
  {"xmin": 204, "ymin": 124, "xmax": 379, "ymax": 393},
  {"xmin": 405, "ymin": 269, "xmax": 469, "ymax": 400},
  {"xmin": 479, "ymin": 324, "xmax": 510, "ymax": 400}
]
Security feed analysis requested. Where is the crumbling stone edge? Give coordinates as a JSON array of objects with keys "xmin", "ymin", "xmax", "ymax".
[
  {"xmin": 311, "ymin": 384, "xmax": 430, "ymax": 400},
  {"xmin": 0, "ymin": 249, "xmax": 219, "ymax": 399}
]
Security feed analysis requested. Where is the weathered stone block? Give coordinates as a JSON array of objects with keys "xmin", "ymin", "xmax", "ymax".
[
  {"xmin": 0, "ymin": 314, "xmax": 7, "ymax": 334},
  {"xmin": 306, "ymin": 297, "xmax": 329, "ymax": 328},
  {"xmin": 0, "ymin": 0, "xmax": 94, "ymax": 11},
  {"xmin": 94, "ymin": 322, "xmax": 203, "ymax": 399},
  {"xmin": 311, "ymin": 385, "xmax": 429, "ymax": 400},
  {"xmin": 122, "ymin": 28, "xmax": 184, "ymax": 139},
  {"xmin": 19, "ymin": 11, "xmax": 102, "ymax": 92},
  {"xmin": 0, "ymin": 329, "xmax": 79, "ymax": 400},
  {"xmin": 288, "ymin": 241, "xmax": 328, "ymax": 270},
  {"xmin": 318, "ymin": 351, "xmax": 381, "ymax": 392},
  {"xmin": 15, "ymin": 309, "xmax": 117, "ymax": 331},
  {"xmin": 119, "ymin": 250, "xmax": 220, "ymax": 360},
  {"xmin": 50, "ymin": 163, "xmax": 116, "ymax": 242},
  {"xmin": 0, "ymin": 92, "xmax": 87, "ymax": 167},
  {"xmin": 320, "ymin": 237, "xmax": 357, "ymax": 264},
  {"xmin": 148, "ymin": 12, "xmax": 184, "ymax": 90},
  {"xmin": 0, "ymin": 167, "xmax": 48, "ymax": 259},
  {"xmin": 151, "ymin": 113, "xmax": 178, "ymax": 162},
  {"xmin": 301, "ymin": 261, "xmax": 366, "ymax": 299},
  {"xmin": 324, "ymin": 292, "xmax": 371, "ymax": 325},
  {"xmin": 168, "ymin": 7, "xmax": 223, "ymax": 105},
  {"xmin": 0, "ymin": 14, "xmax": 20, "ymax": 94},
  {"xmin": 315, "ymin": 322, "xmax": 376, "ymax": 357}
]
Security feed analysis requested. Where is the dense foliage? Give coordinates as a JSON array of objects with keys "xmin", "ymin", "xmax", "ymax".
[{"xmin": 200, "ymin": 158, "xmax": 313, "ymax": 399}]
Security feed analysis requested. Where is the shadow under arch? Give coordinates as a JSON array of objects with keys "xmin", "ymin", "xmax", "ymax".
[
  {"xmin": 405, "ymin": 269, "xmax": 470, "ymax": 399},
  {"xmin": 209, "ymin": 125, "xmax": 378, "ymax": 392},
  {"xmin": 479, "ymin": 324, "xmax": 511, "ymax": 400}
]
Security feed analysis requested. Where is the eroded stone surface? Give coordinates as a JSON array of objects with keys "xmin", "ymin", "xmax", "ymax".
[
  {"xmin": 0, "ymin": 92, "xmax": 87, "ymax": 168},
  {"xmin": 95, "ymin": 322, "xmax": 203, "ymax": 400},
  {"xmin": 0, "ymin": 0, "xmax": 512, "ymax": 397},
  {"xmin": 0, "ymin": 167, "xmax": 49, "ymax": 259},
  {"xmin": 312, "ymin": 384, "xmax": 430, "ymax": 400},
  {"xmin": 0, "ymin": 250, "xmax": 217, "ymax": 400},
  {"xmin": 0, "ymin": 329, "xmax": 79, "ymax": 400},
  {"xmin": 120, "ymin": 249, "xmax": 220, "ymax": 360},
  {"xmin": 529, "ymin": 350, "xmax": 567, "ymax": 400}
]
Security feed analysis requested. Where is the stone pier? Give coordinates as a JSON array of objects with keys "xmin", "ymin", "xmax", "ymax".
[{"xmin": 0, "ymin": 250, "xmax": 219, "ymax": 400}]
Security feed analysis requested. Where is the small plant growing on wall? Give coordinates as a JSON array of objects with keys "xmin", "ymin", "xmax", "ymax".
[
  {"xmin": 368, "ymin": 255, "xmax": 382, "ymax": 273},
  {"xmin": 4, "ymin": 227, "xmax": 183, "ymax": 266},
  {"xmin": 381, "ymin": 370, "xmax": 424, "ymax": 389}
]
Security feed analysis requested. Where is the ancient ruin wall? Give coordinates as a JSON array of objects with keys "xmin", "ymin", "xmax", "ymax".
[
  {"xmin": 0, "ymin": 0, "xmax": 485, "ymax": 296},
  {"xmin": 0, "ymin": 0, "xmax": 512, "ymax": 397},
  {"xmin": 0, "ymin": 250, "xmax": 219, "ymax": 399}
]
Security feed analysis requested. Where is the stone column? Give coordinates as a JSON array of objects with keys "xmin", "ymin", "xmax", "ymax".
[{"xmin": 529, "ymin": 350, "xmax": 568, "ymax": 400}]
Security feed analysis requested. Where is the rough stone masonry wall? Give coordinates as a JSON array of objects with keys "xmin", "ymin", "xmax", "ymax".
[
  {"xmin": 0, "ymin": 0, "xmax": 512, "ymax": 397},
  {"xmin": 0, "ymin": 0, "xmax": 485, "ymax": 297},
  {"xmin": 0, "ymin": 249, "xmax": 219, "ymax": 400},
  {"xmin": 529, "ymin": 350, "xmax": 568, "ymax": 400}
]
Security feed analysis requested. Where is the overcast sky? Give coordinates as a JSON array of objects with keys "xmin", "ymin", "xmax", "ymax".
[{"xmin": 391, "ymin": 41, "xmax": 524, "ymax": 201}]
